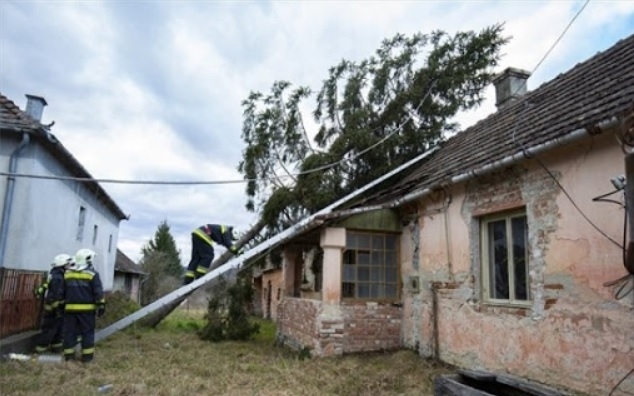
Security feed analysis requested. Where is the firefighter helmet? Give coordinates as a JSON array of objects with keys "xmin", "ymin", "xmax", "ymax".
[
  {"xmin": 231, "ymin": 228, "xmax": 240, "ymax": 241},
  {"xmin": 52, "ymin": 254, "xmax": 73, "ymax": 268},
  {"xmin": 74, "ymin": 248, "xmax": 96, "ymax": 271}
]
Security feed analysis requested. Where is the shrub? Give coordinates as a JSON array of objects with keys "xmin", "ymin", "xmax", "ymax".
[
  {"xmin": 96, "ymin": 290, "xmax": 141, "ymax": 329},
  {"xmin": 198, "ymin": 275, "xmax": 260, "ymax": 342}
]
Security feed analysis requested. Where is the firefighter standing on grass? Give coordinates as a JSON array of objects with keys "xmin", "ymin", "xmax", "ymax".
[
  {"xmin": 34, "ymin": 253, "xmax": 73, "ymax": 353},
  {"xmin": 183, "ymin": 224, "xmax": 240, "ymax": 285},
  {"xmin": 61, "ymin": 248, "xmax": 105, "ymax": 363}
]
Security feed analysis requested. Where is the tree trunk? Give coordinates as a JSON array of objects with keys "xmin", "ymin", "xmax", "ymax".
[{"xmin": 139, "ymin": 219, "xmax": 266, "ymax": 328}]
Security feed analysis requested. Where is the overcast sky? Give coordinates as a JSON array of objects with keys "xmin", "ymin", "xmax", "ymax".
[{"xmin": 1, "ymin": 0, "xmax": 633, "ymax": 265}]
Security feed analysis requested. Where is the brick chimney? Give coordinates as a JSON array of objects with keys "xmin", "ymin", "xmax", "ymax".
[
  {"xmin": 492, "ymin": 68, "xmax": 531, "ymax": 110},
  {"xmin": 25, "ymin": 94, "xmax": 47, "ymax": 121}
]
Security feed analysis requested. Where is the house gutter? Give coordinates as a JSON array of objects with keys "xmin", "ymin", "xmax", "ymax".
[
  {"xmin": 318, "ymin": 116, "xmax": 621, "ymax": 220},
  {"xmin": 0, "ymin": 132, "xmax": 31, "ymax": 268}
]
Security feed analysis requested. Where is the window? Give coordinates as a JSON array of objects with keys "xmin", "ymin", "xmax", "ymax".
[
  {"xmin": 481, "ymin": 211, "xmax": 530, "ymax": 305},
  {"xmin": 342, "ymin": 231, "xmax": 399, "ymax": 300},
  {"xmin": 76, "ymin": 206, "xmax": 86, "ymax": 241},
  {"xmin": 108, "ymin": 234, "xmax": 113, "ymax": 252},
  {"xmin": 92, "ymin": 225, "xmax": 98, "ymax": 245}
]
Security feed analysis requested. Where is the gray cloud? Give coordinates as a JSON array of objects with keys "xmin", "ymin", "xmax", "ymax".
[{"xmin": 2, "ymin": 0, "xmax": 633, "ymax": 264}]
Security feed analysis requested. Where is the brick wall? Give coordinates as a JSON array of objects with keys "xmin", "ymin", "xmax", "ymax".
[
  {"xmin": 277, "ymin": 297, "xmax": 319, "ymax": 351},
  {"xmin": 277, "ymin": 297, "xmax": 403, "ymax": 357},
  {"xmin": 341, "ymin": 302, "xmax": 402, "ymax": 354}
]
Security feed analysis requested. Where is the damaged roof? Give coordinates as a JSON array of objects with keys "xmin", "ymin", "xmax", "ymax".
[
  {"xmin": 115, "ymin": 249, "xmax": 146, "ymax": 275},
  {"xmin": 0, "ymin": 93, "xmax": 128, "ymax": 220},
  {"xmin": 353, "ymin": 33, "xmax": 634, "ymax": 207}
]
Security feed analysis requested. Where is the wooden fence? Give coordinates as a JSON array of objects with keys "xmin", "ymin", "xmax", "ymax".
[{"xmin": 0, "ymin": 268, "xmax": 45, "ymax": 338}]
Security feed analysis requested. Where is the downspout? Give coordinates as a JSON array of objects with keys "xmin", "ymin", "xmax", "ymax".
[
  {"xmin": 441, "ymin": 186, "xmax": 453, "ymax": 281},
  {"xmin": 0, "ymin": 132, "xmax": 31, "ymax": 268},
  {"xmin": 431, "ymin": 282, "xmax": 440, "ymax": 361}
]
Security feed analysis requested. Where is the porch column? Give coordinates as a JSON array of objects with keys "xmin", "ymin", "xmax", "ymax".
[{"xmin": 320, "ymin": 227, "xmax": 346, "ymax": 304}]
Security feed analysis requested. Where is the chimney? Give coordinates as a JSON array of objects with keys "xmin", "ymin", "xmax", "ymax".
[
  {"xmin": 492, "ymin": 68, "xmax": 531, "ymax": 110},
  {"xmin": 25, "ymin": 94, "xmax": 48, "ymax": 121}
]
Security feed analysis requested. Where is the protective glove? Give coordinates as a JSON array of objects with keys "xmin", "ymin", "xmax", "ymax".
[
  {"xmin": 96, "ymin": 304, "xmax": 106, "ymax": 318},
  {"xmin": 229, "ymin": 246, "xmax": 240, "ymax": 255},
  {"xmin": 34, "ymin": 284, "xmax": 47, "ymax": 298}
]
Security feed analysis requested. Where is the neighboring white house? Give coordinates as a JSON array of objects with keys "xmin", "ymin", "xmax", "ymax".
[{"xmin": 0, "ymin": 93, "xmax": 128, "ymax": 290}]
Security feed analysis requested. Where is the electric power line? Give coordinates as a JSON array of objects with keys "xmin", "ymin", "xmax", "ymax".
[{"xmin": 0, "ymin": 81, "xmax": 437, "ymax": 186}]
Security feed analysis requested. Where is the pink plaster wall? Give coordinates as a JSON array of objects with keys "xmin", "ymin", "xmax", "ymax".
[
  {"xmin": 402, "ymin": 131, "xmax": 634, "ymax": 395},
  {"xmin": 261, "ymin": 269, "xmax": 283, "ymax": 321}
]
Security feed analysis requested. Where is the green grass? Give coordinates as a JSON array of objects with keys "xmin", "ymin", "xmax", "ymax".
[{"xmin": 0, "ymin": 308, "xmax": 452, "ymax": 396}]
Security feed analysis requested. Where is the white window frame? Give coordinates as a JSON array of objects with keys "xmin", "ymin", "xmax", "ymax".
[{"xmin": 480, "ymin": 210, "xmax": 530, "ymax": 306}]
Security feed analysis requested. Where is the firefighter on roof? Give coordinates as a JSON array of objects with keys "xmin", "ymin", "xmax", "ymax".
[
  {"xmin": 61, "ymin": 248, "xmax": 105, "ymax": 363},
  {"xmin": 183, "ymin": 224, "xmax": 240, "ymax": 285},
  {"xmin": 34, "ymin": 253, "xmax": 72, "ymax": 353}
]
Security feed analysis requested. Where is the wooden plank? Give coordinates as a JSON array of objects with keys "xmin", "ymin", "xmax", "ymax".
[
  {"xmin": 458, "ymin": 369, "xmax": 497, "ymax": 382},
  {"xmin": 496, "ymin": 374, "xmax": 570, "ymax": 396},
  {"xmin": 434, "ymin": 375, "xmax": 496, "ymax": 396}
]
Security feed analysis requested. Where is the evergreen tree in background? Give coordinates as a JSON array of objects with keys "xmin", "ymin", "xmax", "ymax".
[{"xmin": 141, "ymin": 220, "xmax": 183, "ymax": 278}]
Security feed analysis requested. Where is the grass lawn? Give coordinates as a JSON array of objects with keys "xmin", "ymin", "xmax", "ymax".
[{"xmin": 0, "ymin": 308, "xmax": 452, "ymax": 396}]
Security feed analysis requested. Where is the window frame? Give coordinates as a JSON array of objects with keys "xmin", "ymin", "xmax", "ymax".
[
  {"xmin": 480, "ymin": 209, "xmax": 531, "ymax": 307},
  {"xmin": 341, "ymin": 230, "xmax": 401, "ymax": 302}
]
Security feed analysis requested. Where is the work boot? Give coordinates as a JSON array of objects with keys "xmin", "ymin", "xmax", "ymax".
[{"xmin": 81, "ymin": 355, "xmax": 93, "ymax": 363}]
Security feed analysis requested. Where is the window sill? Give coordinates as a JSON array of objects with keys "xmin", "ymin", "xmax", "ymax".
[{"xmin": 476, "ymin": 302, "xmax": 531, "ymax": 317}]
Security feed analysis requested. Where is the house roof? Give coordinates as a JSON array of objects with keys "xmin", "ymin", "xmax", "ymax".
[
  {"xmin": 352, "ymin": 33, "xmax": 634, "ymax": 207},
  {"xmin": 115, "ymin": 249, "xmax": 146, "ymax": 275},
  {"xmin": 241, "ymin": 34, "xmax": 634, "ymax": 269},
  {"xmin": 0, "ymin": 94, "xmax": 128, "ymax": 220}
]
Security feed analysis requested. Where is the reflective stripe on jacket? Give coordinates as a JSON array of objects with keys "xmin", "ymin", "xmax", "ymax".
[
  {"xmin": 63, "ymin": 269, "xmax": 105, "ymax": 313},
  {"xmin": 193, "ymin": 224, "xmax": 234, "ymax": 250}
]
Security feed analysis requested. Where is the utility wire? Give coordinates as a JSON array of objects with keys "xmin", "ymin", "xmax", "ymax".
[
  {"xmin": 2, "ymin": 2, "xmax": 589, "ymax": 188},
  {"xmin": 609, "ymin": 367, "xmax": 634, "ymax": 396},
  {"xmin": 508, "ymin": 0, "xmax": 623, "ymax": 250},
  {"xmin": 0, "ymin": 80, "xmax": 437, "ymax": 186}
]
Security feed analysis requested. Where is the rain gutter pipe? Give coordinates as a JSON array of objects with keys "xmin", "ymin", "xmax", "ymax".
[
  {"xmin": 318, "ymin": 116, "xmax": 621, "ymax": 220},
  {"xmin": 0, "ymin": 131, "xmax": 31, "ymax": 268}
]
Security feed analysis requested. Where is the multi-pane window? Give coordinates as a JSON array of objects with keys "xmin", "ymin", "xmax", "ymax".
[
  {"xmin": 481, "ymin": 211, "xmax": 530, "ymax": 305},
  {"xmin": 342, "ymin": 231, "xmax": 399, "ymax": 300}
]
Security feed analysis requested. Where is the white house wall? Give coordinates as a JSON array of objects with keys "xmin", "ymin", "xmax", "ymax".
[{"xmin": 3, "ymin": 141, "xmax": 120, "ymax": 290}]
